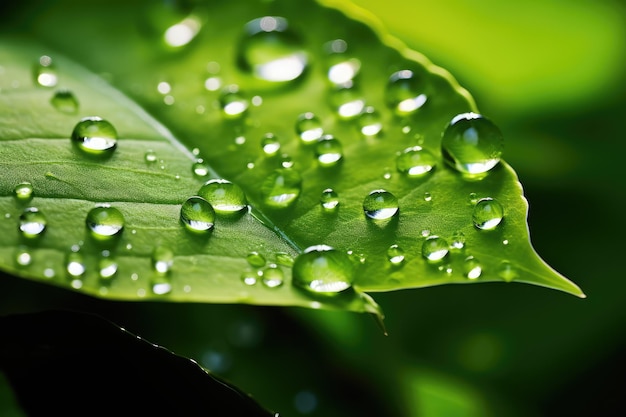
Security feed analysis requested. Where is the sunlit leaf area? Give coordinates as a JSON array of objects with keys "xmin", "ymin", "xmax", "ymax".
[{"xmin": 1, "ymin": 0, "xmax": 624, "ymax": 415}]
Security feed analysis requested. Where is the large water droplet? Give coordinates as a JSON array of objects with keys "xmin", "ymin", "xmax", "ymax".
[
  {"xmin": 86, "ymin": 205, "xmax": 125, "ymax": 240},
  {"xmin": 13, "ymin": 182, "xmax": 33, "ymax": 202},
  {"xmin": 296, "ymin": 112, "xmax": 323, "ymax": 144},
  {"xmin": 261, "ymin": 263, "xmax": 284, "ymax": 288},
  {"xmin": 19, "ymin": 207, "xmax": 47, "ymax": 238},
  {"xmin": 422, "ymin": 236, "xmax": 449, "ymax": 262},
  {"xmin": 320, "ymin": 188, "xmax": 339, "ymax": 210},
  {"xmin": 292, "ymin": 245, "xmax": 354, "ymax": 295},
  {"xmin": 50, "ymin": 88, "xmax": 79, "ymax": 113},
  {"xmin": 71, "ymin": 116, "xmax": 117, "ymax": 156},
  {"xmin": 34, "ymin": 55, "xmax": 58, "ymax": 87},
  {"xmin": 237, "ymin": 16, "xmax": 308, "ymax": 83},
  {"xmin": 363, "ymin": 190, "xmax": 399, "ymax": 220},
  {"xmin": 386, "ymin": 70, "xmax": 427, "ymax": 116},
  {"xmin": 180, "ymin": 196, "xmax": 215, "ymax": 232},
  {"xmin": 315, "ymin": 135, "xmax": 343, "ymax": 166},
  {"xmin": 357, "ymin": 106, "xmax": 383, "ymax": 137},
  {"xmin": 464, "ymin": 256, "xmax": 482, "ymax": 279},
  {"xmin": 441, "ymin": 113, "xmax": 503, "ymax": 175},
  {"xmin": 387, "ymin": 244, "xmax": 405, "ymax": 266},
  {"xmin": 219, "ymin": 85, "xmax": 249, "ymax": 118},
  {"xmin": 198, "ymin": 179, "xmax": 248, "ymax": 214},
  {"xmin": 261, "ymin": 133, "xmax": 281, "ymax": 156},
  {"xmin": 472, "ymin": 198, "xmax": 504, "ymax": 230},
  {"xmin": 246, "ymin": 251, "xmax": 266, "ymax": 268},
  {"xmin": 395, "ymin": 146, "xmax": 437, "ymax": 177},
  {"xmin": 260, "ymin": 168, "xmax": 302, "ymax": 208}
]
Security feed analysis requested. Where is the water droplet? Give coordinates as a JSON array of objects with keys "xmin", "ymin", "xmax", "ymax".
[
  {"xmin": 469, "ymin": 192, "xmax": 479, "ymax": 205},
  {"xmin": 192, "ymin": 159, "xmax": 210, "ymax": 178},
  {"xmin": 280, "ymin": 154, "xmax": 294, "ymax": 168},
  {"xmin": 261, "ymin": 133, "xmax": 281, "ymax": 156},
  {"xmin": 15, "ymin": 248, "xmax": 32, "ymax": 266},
  {"xmin": 247, "ymin": 251, "xmax": 266, "ymax": 268},
  {"xmin": 204, "ymin": 76, "xmax": 222, "ymax": 91},
  {"xmin": 275, "ymin": 252, "xmax": 295, "ymax": 267},
  {"xmin": 157, "ymin": 81, "xmax": 171, "ymax": 95},
  {"xmin": 472, "ymin": 198, "xmax": 504, "ymax": 230},
  {"xmin": 296, "ymin": 112, "xmax": 323, "ymax": 144},
  {"xmin": 66, "ymin": 251, "xmax": 86, "ymax": 278},
  {"xmin": 315, "ymin": 135, "xmax": 343, "ymax": 166},
  {"xmin": 330, "ymin": 83, "xmax": 365, "ymax": 119},
  {"xmin": 152, "ymin": 245, "xmax": 174, "ymax": 275},
  {"xmin": 71, "ymin": 116, "xmax": 117, "ymax": 156},
  {"xmin": 441, "ymin": 113, "xmax": 504, "ymax": 175},
  {"xmin": 144, "ymin": 150, "xmax": 157, "ymax": 163},
  {"xmin": 237, "ymin": 16, "xmax": 308, "ymax": 83},
  {"xmin": 164, "ymin": 15, "xmax": 201, "ymax": 48},
  {"xmin": 180, "ymin": 196, "xmax": 215, "ymax": 232},
  {"xmin": 219, "ymin": 85, "xmax": 249, "ymax": 118},
  {"xmin": 422, "ymin": 236, "xmax": 449, "ymax": 262},
  {"xmin": 347, "ymin": 250, "xmax": 366, "ymax": 265},
  {"xmin": 19, "ymin": 207, "xmax": 47, "ymax": 238},
  {"xmin": 498, "ymin": 261, "xmax": 518, "ymax": 282},
  {"xmin": 261, "ymin": 263, "xmax": 284, "ymax": 288},
  {"xmin": 99, "ymin": 257, "xmax": 118, "ymax": 280},
  {"xmin": 357, "ymin": 106, "xmax": 383, "ymax": 137},
  {"xmin": 464, "ymin": 256, "xmax": 482, "ymax": 279},
  {"xmin": 198, "ymin": 179, "xmax": 248, "ymax": 214},
  {"xmin": 396, "ymin": 146, "xmax": 437, "ymax": 177},
  {"xmin": 50, "ymin": 88, "xmax": 78, "ymax": 113},
  {"xmin": 13, "ymin": 182, "xmax": 33, "ymax": 202},
  {"xmin": 387, "ymin": 244, "xmax": 405, "ymax": 265},
  {"xmin": 86, "ymin": 205, "xmax": 125, "ymax": 240},
  {"xmin": 34, "ymin": 55, "xmax": 57, "ymax": 87},
  {"xmin": 451, "ymin": 231, "xmax": 466, "ymax": 249},
  {"xmin": 260, "ymin": 168, "xmax": 302, "ymax": 208},
  {"xmin": 363, "ymin": 190, "xmax": 399, "ymax": 220},
  {"xmin": 292, "ymin": 245, "xmax": 354, "ymax": 295},
  {"xmin": 423, "ymin": 192, "xmax": 432, "ymax": 202},
  {"xmin": 241, "ymin": 269, "xmax": 259, "ymax": 286},
  {"xmin": 386, "ymin": 70, "xmax": 427, "ymax": 115},
  {"xmin": 421, "ymin": 229, "xmax": 431, "ymax": 237},
  {"xmin": 320, "ymin": 188, "xmax": 339, "ymax": 210},
  {"xmin": 382, "ymin": 168, "xmax": 392, "ymax": 180}
]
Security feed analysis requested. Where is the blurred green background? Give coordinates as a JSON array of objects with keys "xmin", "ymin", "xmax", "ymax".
[{"xmin": 2, "ymin": 0, "xmax": 625, "ymax": 416}]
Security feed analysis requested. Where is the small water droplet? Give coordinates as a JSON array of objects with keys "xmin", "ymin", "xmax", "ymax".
[
  {"xmin": 71, "ymin": 116, "xmax": 117, "ymax": 156},
  {"xmin": 347, "ymin": 250, "xmax": 366, "ymax": 265},
  {"xmin": 163, "ymin": 15, "xmax": 201, "ymax": 48},
  {"xmin": 464, "ymin": 256, "xmax": 482, "ymax": 279},
  {"xmin": 320, "ymin": 188, "xmax": 339, "ymax": 210},
  {"xmin": 469, "ymin": 192, "xmax": 479, "ymax": 205},
  {"xmin": 99, "ymin": 257, "xmax": 118, "ymax": 280},
  {"xmin": 34, "ymin": 55, "xmax": 58, "ymax": 87},
  {"xmin": 387, "ymin": 244, "xmax": 405, "ymax": 266},
  {"xmin": 330, "ymin": 83, "xmax": 365, "ymax": 119},
  {"xmin": 157, "ymin": 81, "xmax": 171, "ymax": 95},
  {"xmin": 386, "ymin": 69, "xmax": 427, "ymax": 115},
  {"xmin": 357, "ymin": 106, "xmax": 383, "ymax": 137},
  {"xmin": 252, "ymin": 95, "xmax": 263, "ymax": 106},
  {"xmin": 152, "ymin": 245, "xmax": 174, "ymax": 275},
  {"xmin": 423, "ymin": 192, "xmax": 432, "ymax": 202},
  {"xmin": 451, "ymin": 231, "xmax": 466, "ymax": 249},
  {"xmin": 275, "ymin": 252, "xmax": 295, "ymax": 267},
  {"xmin": 219, "ymin": 85, "xmax": 249, "ymax": 118},
  {"xmin": 15, "ymin": 248, "xmax": 32, "ymax": 266},
  {"xmin": 86, "ymin": 204, "xmax": 125, "ymax": 240},
  {"xmin": 237, "ymin": 16, "xmax": 308, "ymax": 83},
  {"xmin": 198, "ymin": 179, "xmax": 248, "ymax": 214},
  {"xmin": 421, "ymin": 229, "xmax": 431, "ymax": 237},
  {"xmin": 180, "ymin": 196, "xmax": 215, "ymax": 232},
  {"xmin": 292, "ymin": 245, "xmax": 354, "ymax": 294},
  {"xmin": 280, "ymin": 154, "xmax": 294, "ymax": 168},
  {"xmin": 241, "ymin": 268, "xmax": 259, "ymax": 286},
  {"xmin": 382, "ymin": 168, "xmax": 392, "ymax": 180},
  {"xmin": 144, "ymin": 150, "xmax": 157, "ymax": 163},
  {"xmin": 363, "ymin": 189, "xmax": 399, "ymax": 220},
  {"xmin": 14, "ymin": 182, "xmax": 34, "ymax": 202},
  {"xmin": 396, "ymin": 146, "xmax": 437, "ymax": 177},
  {"xmin": 422, "ymin": 236, "xmax": 449, "ymax": 262},
  {"xmin": 472, "ymin": 198, "xmax": 504, "ymax": 230},
  {"xmin": 260, "ymin": 168, "xmax": 302, "ymax": 208},
  {"xmin": 325, "ymin": 39, "xmax": 361, "ymax": 86},
  {"xmin": 498, "ymin": 261, "xmax": 518, "ymax": 282},
  {"xmin": 441, "ymin": 113, "xmax": 503, "ymax": 175},
  {"xmin": 247, "ymin": 251, "xmax": 266, "ymax": 268},
  {"xmin": 296, "ymin": 112, "xmax": 323, "ymax": 144},
  {"xmin": 261, "ymin": 133, "xmax": 281, "ymax": 156},
  {"xmin": 205, "ymin": 76, "xmax": 222, "ymax": 91},
  {"xmin": 192, "ymin": 159, "xmax": 210, "ymax": 178},
  {"xmin": 261, "ymin": 263, "xmax": 284, "ymax": 288},
  {"xmin": 66, "ymin": 251, "xmax": 86, "ymax": 278},
  {"xmin": 502, "ymin": 239, "xmax": 509, "ymax": 246},
  {"xmin": 315, "ymin": 135, "xmax": 343, "ymax": 166},
  {"xmin": 19, "ymin": 207, "xmax": 47, "ymax": 238},
  {"xmin": 50, "ymin": 88, "xmax": 78, "ymax": 113}
]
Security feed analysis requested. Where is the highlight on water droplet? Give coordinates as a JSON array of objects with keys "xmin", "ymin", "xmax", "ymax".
[
  {"xmin": 144, "ymin": 150, "xmax": 157, "ymax": 163},
  {"xmin": 315, "ymin": 135, "xmax": 343, "ymax": 166},
  {"xmin": 472, "ymin": 198, "xmax": 504, "ymax": 230},
  {"xmin": 292, "ymin": 245, "xmax": 354, "ymax": 295},
  {"xmin": 241, "ymin": 268, "xmax": 259, "ymax": 286},
  {"xmin": 261, "ymin": 263, "xmax": 284, "ymax": 288},
  {"xmin": 330, "ymin": 83, "xmax": 365, "ymax": 119},
  {"xmin": 219, "ymin": 85, "xmax": 249, "ymax": 118},
  {"xmin": 261, "ymin": 133, "xmax": 281, "ymax": 156},
  {"xmin": 320, "ymin": 188, "xmax": 339, "ymax": 210},
  {"xmin": 423, "ymin": 192, "xmax": 432, "ymax": 202},
  {"xmin": 163, "ymin": 14, "xmax": 202, "ymax": 48},
  {"xmin": 34, "ymin": 55, "xmax": 58, "ymax": 87},
  {"xmin": 260, "ymin": 168, "xmax": 302, "ymax": 209},
  {"xmin": 180, "ymin": 196, "xmax": 215, "ymax": 232},
  {"xmin": 192, "ymin": 158, "xmax": 210, "ymax": 178},
  {"xmin": 13, "ymin": 182, "xmax": 34, "ymax": 202},
  {"xmin": 198, "ymin": 179, "xmax": 248, "ymax": 215},
  {"xmin": 15, "ymin": 247, "xmax": 32, "ymax": 267},
  {"xmin": 422, "ymin": 235, "xmax": 449, "ymax": 262},
  {"xmin": 237, "ymin": 16, "xmax": 308, "ymax": 83},
  {"xmin": 152, "ymin": 245, "xmax": 174, "ymax": 275},
  {"xmin": 19, "ymin": 207, "xmax": 47, "ymax": 238},
  {"xmin": 396, "ymin": 146, "xmax": 437, "ymax": 177},
  {"xmin": 324, "ymin": 39, "xmax": 361, "ymax": 86},
  {"xmin": 66, "ymin": 250, "xmax": 86, "ymax": 278},
  {"xmin": 50, "ymin": 88, "xmax": 79, "ymax": 113},
  {"xmin": 451, "ymin": 231, "xmax": 466, "ymax": 249},
  {"xmin": 363, "ymin": 189, "xmax": 399, "ymax": 220},
  {"xmin": 246, "ymin": 251, "xmax": 266, "ymax": 268},
  {"xmin": 86, "ymin": 204, "xmax": 125, "ymax": 240},
  {"xmin": 386, "ymin": 69, "xmax": 427, "ymax": 116},
  {"xmin": 99, "ymin": 256, "xmax": 119, "ymax": 280},
  {"xmin": 387, "ymin": 244, "xmax": 405, "ymax": 266},
  {"xmin": 296, "ymin": 112, "xmax": 323, "ymax": 144},
  {"xmin": 441, "ymin": 112, "xmax": 504, "ymax": 175},
  {"xmin": 357, "ymin": 106, "xmax": 383, "ymax": 137},
  {"xmin": 464, "ymin": 256, "xmax": 482, "ymax": 279},
  {"xmin": 71, "ymin": 116, "xmax": 117, "ymax": 156}
]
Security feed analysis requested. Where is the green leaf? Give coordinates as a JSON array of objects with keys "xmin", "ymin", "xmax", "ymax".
[{"xmin": 0, "ymin": 0, "xmax": 583, "ymax": 315}]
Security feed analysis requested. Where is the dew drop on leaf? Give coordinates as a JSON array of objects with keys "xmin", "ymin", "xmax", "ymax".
[
  {"xmin": 363, "ymin": 189, "xmax": 399, "ymax": 220},
  {"xmin": 19, "ymin": 207, "xmax": 47, "ymax": 238},
  {"xmin": 99, "ymin": 256, "xmax": 118, "ymax": 280},
  {"xmin": 219, "ymin": 85, "xmax": 249, "ymax": 118},
  {"xmin": 241, "ymin": 268, "xmax": 258, "ymax": 286},
  {"xmin": 50, "ymin": 88, "xmax": 78, "ymax": 113},
  {"xmin": 387, "ymin": 244, "xmax": 405, "ymax": 266},
  {"xmin": 197, "ymin": 179, "xmax": 248, "ymax": 215},
  {"xmin": 451, "ymin": 231, "xmax": 466, "ymax": 249},
  {"xmin": 237, "ymin": 16, "xmax": 308, "ymax": 83},
  {"xmin": 464, "ymin": 256, "xmax": 482, "ymax": 279},
  {"xmin": 421, "ymin": 236, "xmax": 450, "ymax": 262},
  {"xmin": 386, "ymin": 69, "xmax": 427, "ymax": 116},
  {"xmin": 357, "ymin": 106, "xmax": 383, "ymax": 137},
  {"xmin": 163, "ymin": 15, "xmax": 201, "ymax": 48},
  {"xmin": 261, "ymin": 263, "xmax": 284, "ymax": 288},
  {"xmin": 315, "ymin": 135, "xmax": 343, "ymax": 166},
  {"xmin": 13, "ymin": 182, "xmax": 33, "ymax": 202},
  {"xmin": 85, "ymin": 204, "xmax": 124, "ymax": 240},
  {"xmin": 152, "ymin": 245, "xmax": 174, "ymax": 275},
  {"xmin": 320, "ymin": 188, "xmax": 339, "ymax": 210},
  {"xmin": 498, "ymin": 261, "xmax": 518, "ymax": 282},
  {"xmin": 65, "ymin": 250, "xmax": 86, "ymax": 278},
  {"xmin": 261, "ymin": 133, "xmax": 281, "ymax": 156},
  {"xmin": 191, "ymin": 158, "xmax": 210, "ymax": 178},
  {"xmin": 330, "ymin": 83, "xmax": 365, "ymax": 119},
  {"xmin": 423, "ymin": 192, "xmax": 432, "ymax": 202},
  {"xmin": 395, "ymin": 146, "xmax": 437, "ymax": 177},
  {"xmin": 275, "ymin": 252, "xmax": 295, "ymax": 267},
  {"xmin": 472, "ymin": 197, "xmax": 504, "ymax": 230},
  {"xmin": 15, "ymin": 247, "xmax": 32, "ymax": 267},
  {"xmin": 325, "ymin": 39, "xmax": 361, "ymax": 86},
  {"xmin": 71, "ymin": 116, "xmax": 117, "ymax": 156},
  {"xmin": 292, "ymin": 245, "xmax": 354, "ymax": 295},
  {"xmin": 260, "ymin": 168, "xmax": 302, "ymax": 209},
  {"xmin": 34, "ymin": 55, "xmax": 57, "ymax": 87},
  {"xmin": 144, "ymin": 150, "xmax": 157, "ymax": 163},
  {"xmin": 246, "ymin": 251, "xmax": 266, "ymax": 268},
  {"xmin": 441, "ymin": 112, "xmax": 503, "ymax": 175},
  {"xmin": 179, "ymin": 196, "xmax": 215, "ymax": 232},
  {"xmin": 296, "ymin": 112, "xmax": 323, "ymax": 144}
]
